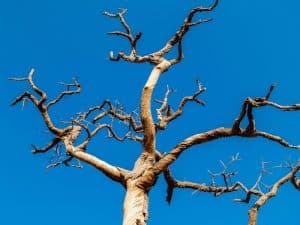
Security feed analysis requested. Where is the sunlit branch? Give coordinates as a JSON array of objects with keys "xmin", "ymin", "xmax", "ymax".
[
  {"xmin": 153, "ymin": 126, "xmax": 300, "ymax": 176},
  {"xmin": 10, "ymin": 70, "xmax": 131, "ymax": 186},
  {"xmin": 70, "ymin": 149, "xmax": 130, "ymax": 186},
  {"xmin": 10, "ymin": 69, "xmax": 64, "ymax": 135},
  {"xmin": 105, "ymin": 0, "xmax": 219, "ymax": 65}
]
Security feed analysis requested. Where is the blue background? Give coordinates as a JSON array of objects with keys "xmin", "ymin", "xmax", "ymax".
[{"xmin": 1, "ymin": 0, "xmax": 300, "ymax": 224}]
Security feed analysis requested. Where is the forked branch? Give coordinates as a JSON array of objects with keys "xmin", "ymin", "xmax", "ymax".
[
  {"xmin": 10, "ymin": 69, "xmax": 64, "ymax": 135},
  {"xmin": 157, "ymin": 0, "xmax": 219, "ymax": 65},
  {"xmin": 105, "ymin": 0, "xmax": 219, "ymax": 65},
  {"xmin": 247, "ymin": 161, "xmax": 300, "ymax": 225},
  {"xmin": 163, "ymin": 154, "xmax": 300, "ymax": 225},
  {"xmin": 103, "ymin": 8, "xmax": 144, "ymax": 62},
  {"xmin": 156, "ymin": 151, "xmax": 240, "ymax": 204},
  {"xmin": 10, "ymin": 2, "xmax": 300, "ymax": 225},
  {"xmin": 153, "ymin": 84, "xmax": 300, "ymax": 175},
  {"xmin": 156, "ymin": 80, "xmax": 206, "ymax": 129},
  {"xmin": 10, "ymin": 70, "xmax": 130, "ymax": 185},
  {"xmin": 75, "ymin": 100, "xmax": 144, "ymax": 144}
]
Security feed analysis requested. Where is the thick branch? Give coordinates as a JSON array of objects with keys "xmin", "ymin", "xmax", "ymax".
[
  {"xmin": 140, "ymin": 60, "xmax": 171, "ymax": 153},
  {"xmin": 71, "ymin": 149, "xmax": 129, "ymax": 186},
  {"xmin": 153, "ymin": 127, "xmax": 300, "ymax": 175},
  {"xmin": 60, "ymin": 126, "xmax": 130, "ymax": 186}
]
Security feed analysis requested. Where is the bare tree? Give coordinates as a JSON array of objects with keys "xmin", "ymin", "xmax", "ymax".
[{"xmin": 10, "ymin": 1, "xmax": 300, "ymax": 225}]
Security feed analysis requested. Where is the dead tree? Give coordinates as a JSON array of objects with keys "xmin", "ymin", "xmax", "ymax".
[{"xmin": 10, "ymin": 1, "xmax": 300, "ymax": 225}]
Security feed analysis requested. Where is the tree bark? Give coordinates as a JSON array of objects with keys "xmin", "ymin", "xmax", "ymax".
[
  {"xmin": 140, "ymin": 59, "xmax": 171, "ymax": 153},
  {"xmin": 122, "ymin": 181, "xmax": 149, "ymax": 225},
  {"xmin": 248, "ymin": 207, "xmax": 258, "ymax": 225}
]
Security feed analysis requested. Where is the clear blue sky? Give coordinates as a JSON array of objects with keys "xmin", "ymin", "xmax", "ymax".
[{"xmin": 1, "ymin": 0, "xmax": 300, "ymax": 224}]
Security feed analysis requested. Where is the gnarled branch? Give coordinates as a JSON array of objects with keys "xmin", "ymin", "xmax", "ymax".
[
  {"xmin": 10, "ymin": 71, "xmax": 130, "ymax": 186},
  {"xmin": 153, "ymin": 84, "xmax": 300, "ymax": 175},
  {"xmin": 103, "ymin": 8, "xmax": 144, "ymax": 63},
  {"xmin": 10, "ymin": 69, "xmax": 63, "ymax": 135},
  {"xmin": 105, "ymin": 0, "xmax": 219, "ymax": 65}
]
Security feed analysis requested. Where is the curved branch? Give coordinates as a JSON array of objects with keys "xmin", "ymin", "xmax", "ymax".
[
  {"xmin": 155, "ymin": 0, "xmax": 219, "ymax": 63},
  {"xmin": 59, "ymin": 126, "xmax": 130, "ymax": 186},
  {"xmin": 31, "ymin": 137, "xmax": 60, "ymax": 154},
  {"xmin": 11, "ymin": 71, "xmax": 131, "ymax": 187},
  {"xmin": 153, "ymin": 127, "xmax": 300, "ymax": 175},
  {"xmin": 154, "ymin": 127, "xmax": 234, "ymax": 174},
  {"xmin": 140, "ymin": 60, "xmax": 171, "ymax": 153},
  {"xmin": 71, "ymin": 149, "xmax": 129, "ymax": 186},
  {"xmin": 105, "ymin": 1, "xmax": 219, "ymax": 65},
  {"xmin": 47, "ymin": 78, "xmax": 81, "ymax": 108},
  {"xmin": 254, "ymin": 131, "xmax": 300, "ymax": 149},
  {"xmin": 233, "ymin": 84, "xmax": 300, "ymax": 133},
  {"xmin": 10, "ymin": 69, "xmax": 63, "ymax": 135}
]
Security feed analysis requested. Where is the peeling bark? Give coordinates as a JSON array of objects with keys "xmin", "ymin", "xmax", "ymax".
[{"xmin": 123, "ymin": 181, "xmax": 149, "ymax": 225}]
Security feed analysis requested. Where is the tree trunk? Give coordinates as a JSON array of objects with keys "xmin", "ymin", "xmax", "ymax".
[
  {"xmin": 248, "ymin": 208, "xmax": 258, "ymax": 225},
  {"xmin": 122, "ymin": 181, "xmax": 149, "ymax": 225}
]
